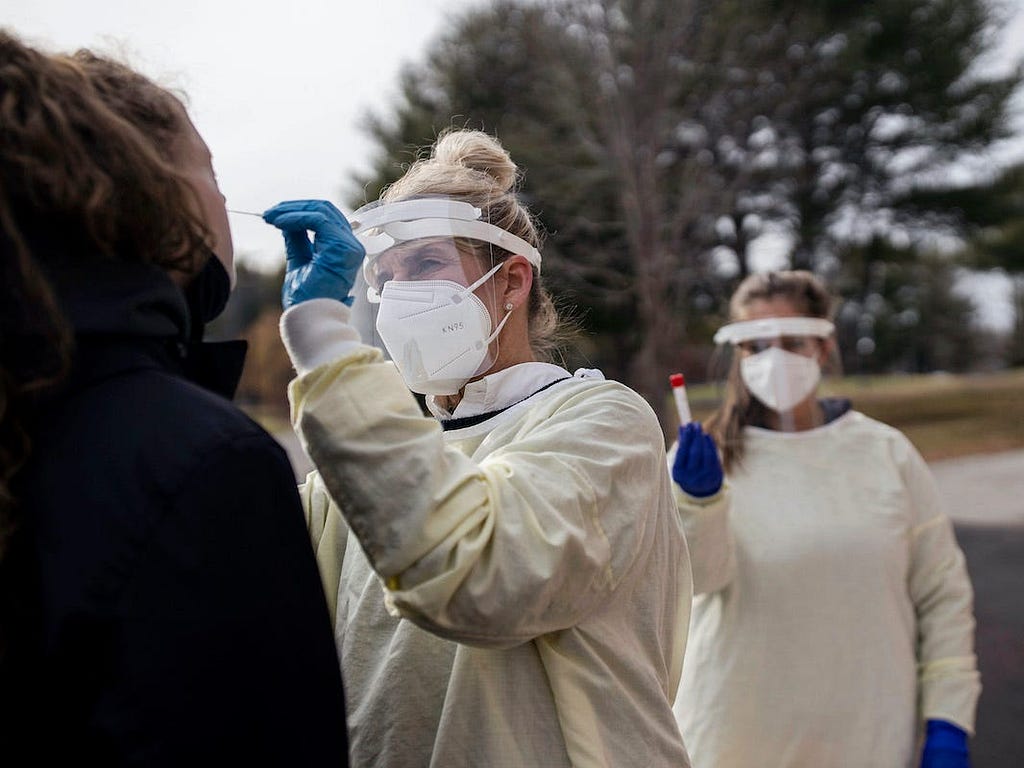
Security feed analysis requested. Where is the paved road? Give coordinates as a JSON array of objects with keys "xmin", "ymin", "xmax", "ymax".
[
  {"xmin": 930, "ymin": 450, "xmax": 1024, "ymax": 765},
  {"xmin": 275, "ymin": 430, "xmax": 1023, "ymax": 763},
  {"xmin": 930, "ymin": 449, "xmax": 1024, "ymax": 527}
]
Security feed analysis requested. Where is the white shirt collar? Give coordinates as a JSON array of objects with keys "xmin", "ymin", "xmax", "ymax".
[{"xmin": 427, "ymin": 362, "xmax": 574, "ymax": 420}]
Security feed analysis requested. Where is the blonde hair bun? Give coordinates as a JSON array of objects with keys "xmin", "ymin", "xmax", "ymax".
[
  {"xmin": 430, "ymin": 129, "xmax": 518, "ymax": 193},
  {"xmin": 382, "ymin": 129, "xmax": 518, "ymax": 202}
]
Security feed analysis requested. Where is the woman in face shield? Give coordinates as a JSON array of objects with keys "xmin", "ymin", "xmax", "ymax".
[
  {"xmin": 264, "ymin": 129, "xmax": 694, "ymax": 767},
  {"xmin": 670, "ymin": 270, "xmax": 979, "ymax": 768}
]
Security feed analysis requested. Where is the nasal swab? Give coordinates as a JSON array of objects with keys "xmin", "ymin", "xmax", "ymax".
[
  {"xmin": 227, "ymin": 208, "xmax": 263, "ymax": 217},
  {"xmin": 669, "ymin": 373, "xmax": 692, "ymax": 426}
]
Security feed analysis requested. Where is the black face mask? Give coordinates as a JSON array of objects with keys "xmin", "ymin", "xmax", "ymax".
[{"xmin": 184, "ymin": 255, "xmax": 231, "ymax": 331}]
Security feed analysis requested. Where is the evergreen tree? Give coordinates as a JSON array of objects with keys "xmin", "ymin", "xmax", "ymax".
[
  {"xmin": 961, "ymin": 162, "xmax": 1024, "ymax": 365},
  {"xmin": 353, "ymin": 0, "xmax": 1022, "ymax": 420}
]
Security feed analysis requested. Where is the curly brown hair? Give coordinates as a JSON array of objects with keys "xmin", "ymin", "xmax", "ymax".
[{"xmin": 0, "ymin": 30, "xmax": 213, "ymax": 559}]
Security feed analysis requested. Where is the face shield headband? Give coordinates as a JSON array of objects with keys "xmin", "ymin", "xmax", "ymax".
[
  {"xmin": 713, "ymin": 317, "xmax": 835, "ymax": 346},
  {"xmin": 351, "ymin": 198, "xmax": 542, "ymax": 301}
]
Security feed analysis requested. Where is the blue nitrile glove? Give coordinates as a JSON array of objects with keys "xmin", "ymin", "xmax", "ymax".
[
  {"xmin": 672, "ymin": 422, "xmax": 724, "ymax": 498},
  {"xmin": 263, "ymin": 199, "xmax": 365, "ymax": 308},
  {"xmin": 920, "ymin": 720, "xmax": 970, "ymax": 768}
]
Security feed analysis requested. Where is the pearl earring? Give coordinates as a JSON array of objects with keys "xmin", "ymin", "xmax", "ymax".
[{"xmin": 504, "ymin": 302, "xmax": 514, "ymax": 311}]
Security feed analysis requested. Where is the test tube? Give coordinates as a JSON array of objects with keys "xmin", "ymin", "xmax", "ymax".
[{"xmin": 669, "ymin": 372, "xmax": 692, "ymax": 426}]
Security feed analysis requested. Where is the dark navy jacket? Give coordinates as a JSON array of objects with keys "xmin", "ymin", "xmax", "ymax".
[{"xmin": 1, "ymin": 262, "xmax": 349, "ymax": 765}]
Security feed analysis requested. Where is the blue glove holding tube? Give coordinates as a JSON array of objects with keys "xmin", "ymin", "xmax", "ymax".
[
  {"xmin": 920, "ymin": 720, "xmax": 970, "ymax": 768},
  {"xmin": 672, "ymin": 422, "xmax": 724, "ymax": 498},
  {"xmin": 263, "ymin": 199, "xmax": 365, "ymax": 308}
]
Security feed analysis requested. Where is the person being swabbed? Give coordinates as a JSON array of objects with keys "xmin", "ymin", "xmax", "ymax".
[
  {"xmin": 669, "ymin": 269, "xmax": 980, "ymax": 768},
  {"xmin": 0, "ymin": 31, "xmax": 347, "ymax": 763},
  {"xmin": 264, "ymin": 129, "xmax": 698, "ymax": 767}
]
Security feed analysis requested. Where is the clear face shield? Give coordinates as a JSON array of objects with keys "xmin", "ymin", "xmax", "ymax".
[
  {"xmin": 349, "ymin": 197, "xmax": 542, "ymax": 396},
  {"xmin": 713, "ymin": 317, "xmax": 835, "ymax": 423}
]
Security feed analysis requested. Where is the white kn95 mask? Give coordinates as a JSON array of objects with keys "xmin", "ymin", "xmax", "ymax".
[
  {"xmin": 740, "ymin": 347, "xmax": 821, "ymax": 412},
  {"xmin": 374, "ymin": 261, "xmax": 511, "ymax": 395}
]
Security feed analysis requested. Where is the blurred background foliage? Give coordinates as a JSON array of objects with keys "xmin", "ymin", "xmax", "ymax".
[{"xmin": 217, "ymin": 0, "xmax": 1024, "ymax": 434}]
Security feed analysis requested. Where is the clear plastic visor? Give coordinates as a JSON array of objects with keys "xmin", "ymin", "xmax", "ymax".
[
  {"xmin": 733, "ymin": 335, "xmax": 823, "ymax": 355},
  {"xmin": 362, "ymin": 235, "xmax": 488, "ymax": 303},
  {"xmin": 351, "ymin": 196, "xmax": 541, "ymax": 302},
  {"xmin": 347, "ymin": 198, "xmax": 511, "ymax": 391},
  {"xmin": 714, "ymin": 317, "xmax": 835, "ymax": 346}
]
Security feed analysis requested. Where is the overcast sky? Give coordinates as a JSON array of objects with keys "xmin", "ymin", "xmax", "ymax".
[
  {"xmin": 4, "ymin": 0, "xmax": 485, "ymax": 269},
  {"xmin": 4, "ymin": 0, "xmax": 1023, "ymax": 327}
]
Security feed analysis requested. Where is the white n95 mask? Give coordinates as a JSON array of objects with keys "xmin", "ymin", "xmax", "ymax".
[
  {"xmin": 740, "ymin": 346, "xmax": 821, "ymax": 412},
  {"xmin": 374, "ymin": 262, "xmax": 511, "ymax": 395}
]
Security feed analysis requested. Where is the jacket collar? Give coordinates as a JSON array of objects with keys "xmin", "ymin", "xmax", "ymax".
[
  {"xmin": 49, "ymin": 259, "xmax": 190, "ymax": 340},
  {"xmin": 48, "ymin": 259, "xmax": 246, "ymax": 400}
]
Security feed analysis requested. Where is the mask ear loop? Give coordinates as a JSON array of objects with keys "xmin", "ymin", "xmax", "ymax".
[
  {"xmin": 472, "ymin": 263, "xmax": 515, "ymax": 356},
  {"xmin": 458, "ymin": 258, "xmax": 505, "ymax": 295},
  {"xmin": 478, "ymin": 302, "xmax": 514, "ymax": 350},
  {"xmin": 456, "ymin": 252, "xmax": 511, "ymax": 356}
]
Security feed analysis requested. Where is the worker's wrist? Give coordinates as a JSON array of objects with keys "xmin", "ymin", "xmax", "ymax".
[{"xmin": 280, "ymin": 299, "xmax": 363, "ymax": 374}]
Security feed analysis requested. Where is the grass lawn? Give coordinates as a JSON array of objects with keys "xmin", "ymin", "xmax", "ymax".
[
  {"xmin": 684, "ymin": 368, "xmax": 1024, "ymax": 462},
  {"xmin": 254, "ymin": 368, "xmax": 1023, "ymax": 464}
]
